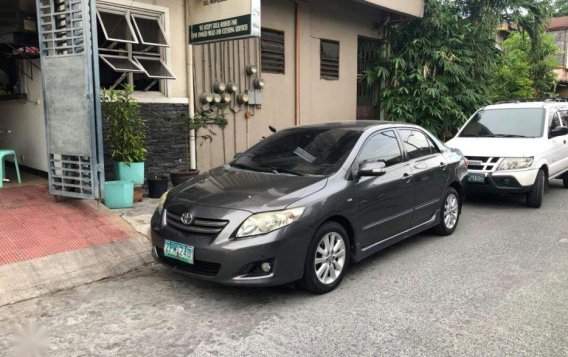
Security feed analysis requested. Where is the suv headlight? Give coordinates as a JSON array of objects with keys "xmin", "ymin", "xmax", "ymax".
[
  {"xmin": 497, "ymin": 157, "xmax": 533, "ymax": 171},
  {"xmin": 157, "ymin": 191, "xmax": 169, "ymax": 214},
  {"xmin": 236, "ymin": 207, "xmax": 305, "ymax": 238}
]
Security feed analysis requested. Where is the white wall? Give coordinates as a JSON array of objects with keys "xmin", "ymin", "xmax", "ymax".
[{"xmin": 0, "ymin": 59, "xmax": 47, "ymax": 171}]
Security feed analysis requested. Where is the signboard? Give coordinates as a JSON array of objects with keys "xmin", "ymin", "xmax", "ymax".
[{"xmin": 189, "ymin": 0, "xmax": 261, "ymax": 45}]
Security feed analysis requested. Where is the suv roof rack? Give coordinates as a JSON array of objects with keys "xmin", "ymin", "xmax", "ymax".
[{"xmin": 495, "ymin": 97, "xmax": 568, "ymax": 104}]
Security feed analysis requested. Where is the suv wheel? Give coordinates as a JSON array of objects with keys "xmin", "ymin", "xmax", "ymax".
[
  {"xmin": 527, "ymin": 169, "xmax": 545, "ymax": 208},
  {"xmin": 301, "ymin": 222, "xmax": 350, "ymax": 294},
  {"xmin": 433, "ymin": 187, "xmax": 460, "ymax": 236}
]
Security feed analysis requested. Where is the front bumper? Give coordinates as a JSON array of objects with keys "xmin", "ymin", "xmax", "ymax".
[
  {"xmin": 466, "ymin": 168, "xmax": 539, "ymax": 194},
  {"xmin": 150, "ymin": 210, "xmax": 315, "ymax": 287}
]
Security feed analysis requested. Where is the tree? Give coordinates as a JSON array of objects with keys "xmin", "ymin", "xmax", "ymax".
[
  {"xmin": 493, "ymin": 32, "xmax": 558, "ymax": 100},
  {"xmin": 552, "ymin": 0, "xmax": 568, "ymax": 17},
  {"xmin": 363, "ymin": 0, "xmax": 554, "ymax": 138}
]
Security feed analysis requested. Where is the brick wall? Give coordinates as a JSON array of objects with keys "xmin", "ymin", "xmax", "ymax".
[{"xmin": 103, "ymin": 102, "xmax": 189, "ymax": 183}]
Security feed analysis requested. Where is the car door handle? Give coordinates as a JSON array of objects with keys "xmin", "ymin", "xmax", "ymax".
[{"xmin": 402, "ymin": 173, "xmax": 413, "ymax": 183}]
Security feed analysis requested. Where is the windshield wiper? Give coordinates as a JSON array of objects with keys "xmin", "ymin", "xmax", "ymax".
[
  {"xmin": 492, "ymin": 134, "xmax": 529, "ymax": 138},
  {"xmin": 231, "ymin": 163, "xmax": 304, "ymax": 176},
  {"xmin": 269, "ymin": 167, "xmax": 305, "ymax": 176},
  {"xmin": 230, "ymin": 163, "xmax": 273, "ymax": 173}
]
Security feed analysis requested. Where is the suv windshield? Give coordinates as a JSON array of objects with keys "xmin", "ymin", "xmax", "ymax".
[
  {"xmin": 230, "ymin": 127, "xmax": 362, "ymax": 176},
  {"xmin": 459, "ymin": 108, "xmax": 544, "ymax": 138}
]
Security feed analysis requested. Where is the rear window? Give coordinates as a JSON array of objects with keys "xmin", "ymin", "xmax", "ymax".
[{"xmin": 459, "ymin": 108, "xmax": 545, "ymax": 138}]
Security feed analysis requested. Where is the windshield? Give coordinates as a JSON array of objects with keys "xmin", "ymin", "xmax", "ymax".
[
  {"xmin": 230, "ymin": 127, "xmax": 362, "ymax": 176},
  {"xmin": 459, "ymin": 108, "xmax": 544, "ymax": 138}
]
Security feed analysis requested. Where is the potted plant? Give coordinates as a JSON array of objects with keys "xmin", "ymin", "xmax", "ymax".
[
  {"xmin": 147, "ymin": 175, "xmax": 169, "ymax": 198},
  {"xmin": 170, "ymin": 108, "xmax": 228, "ymax": 186},
  {"xmin": 101, "ymin": 84, "xmax": 147, "ymax": 186}
]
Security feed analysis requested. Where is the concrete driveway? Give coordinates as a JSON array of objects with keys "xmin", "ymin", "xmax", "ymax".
[{"xmin": 1, "ymin": 182, "xmax": 568, "ymax": 356}]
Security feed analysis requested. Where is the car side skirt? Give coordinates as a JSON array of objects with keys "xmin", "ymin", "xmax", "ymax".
[{"xmin": 352, "ymin": 210, "xmax": 441, "ymax": 263}]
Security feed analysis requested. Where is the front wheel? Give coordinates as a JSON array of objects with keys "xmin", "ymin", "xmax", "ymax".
[
  {"xmin": 433, "ymin": 187, "xmax": 460, "ymax": 236},
  {"xmin": 301, "ymin": 222, "xmax": 350, "ymax": 294},
  {"xmin": 527, "ymin": 169, "xmax": 545, "ymax": 208}
]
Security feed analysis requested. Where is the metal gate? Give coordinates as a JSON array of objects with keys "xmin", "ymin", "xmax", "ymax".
[{"xmin": 36, "ymin": 0, "xmax": 104, "ymax": 199}]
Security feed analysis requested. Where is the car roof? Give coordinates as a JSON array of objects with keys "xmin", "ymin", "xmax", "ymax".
[
  {"xmin": 298, "ymin": 120, "xmax": 417, "ymax": 132},
  {"xmin": 482, "ymin": 101, "xmax": 568, "ymax": 110}
]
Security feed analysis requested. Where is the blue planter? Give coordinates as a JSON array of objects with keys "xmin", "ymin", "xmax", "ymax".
[
  {"xmin": 104, "ymin": 181, "xmax": 134, "ymax": 209},
  {"xmin": 115, "ymin": 161, "xmax": 145, "ymax": 185}
]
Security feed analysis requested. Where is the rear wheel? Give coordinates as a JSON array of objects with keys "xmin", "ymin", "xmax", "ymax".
[
  {"xmin": 527, "ymin": 169, "xmax": 545, "ymax": 208},
  {"xmin": 301, "ymin": 222, "xmax": 350, "ymax": 294},
  {"xmin": 433, "ymin": 188, "xmax": 460, "ymax": 236}
]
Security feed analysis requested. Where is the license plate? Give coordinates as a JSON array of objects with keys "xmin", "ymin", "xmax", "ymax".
[
  {"xmin": 468, "ymin": 173, "xmax": 486, "ymax": 184},
  {"xmin": 164, "ymin": 240, "xmax": 194, "ymax": 264}
]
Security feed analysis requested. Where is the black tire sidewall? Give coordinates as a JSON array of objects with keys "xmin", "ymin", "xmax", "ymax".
[
  {"xmin": 302, "ymin": 222, "xmax": 350, "ymax": 294},
  {"xmin": 527, "ymin": 170, "xmax": 545, "ymax": 208}
]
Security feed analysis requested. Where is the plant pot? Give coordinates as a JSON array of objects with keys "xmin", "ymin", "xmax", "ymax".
[
  {"xmin": 147, "ymin": 176, "xmax": 169, "ymax": 198},
  {"xmin": 133, "ymin": 185, "xmax": 144, "ymax": 203},
  {"xmin": 104, "ymin": 181, "xmax": 134, "ymax": 209},
  {"xmin": 170, "ymin": 168, "xmax": 200, "ymax": 187},
  {"xmin": 115, "ymin": 161, "xmax": 145, "ymax": 185}
]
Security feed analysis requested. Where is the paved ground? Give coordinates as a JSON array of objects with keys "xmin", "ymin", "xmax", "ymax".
[{"xmin": 1, "ymin": 182, "xmax": 568, "ymax": 356}]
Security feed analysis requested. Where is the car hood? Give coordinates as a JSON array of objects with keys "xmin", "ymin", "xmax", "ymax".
[
  {"xmin": 446, "ymin": 137, "xmax": 544, "ymax": 158},
  {"xmin": 168, "ymin": 165, "xmax": 327, "ymax": 213}
]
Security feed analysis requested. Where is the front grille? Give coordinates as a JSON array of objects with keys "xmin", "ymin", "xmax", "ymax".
[
  {"xmin": 156, "ymin": 247, "xmax": 221, "ymax": 276},
  {"xmin": 466, "ymin": 156, "xmax": 500, "ymax": 171},
  {"xmin": 166, "ymin": 210, "xmax": 229, "ymax": 235}
]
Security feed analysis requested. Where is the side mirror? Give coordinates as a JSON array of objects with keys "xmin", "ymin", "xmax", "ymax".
[
  {"xmin": 357, "ymin": 161, "xmax": 387, "ymax": 177},
  {"xmin": 550, "ymin": 126, "xmax": 568, "ymax": 138}
]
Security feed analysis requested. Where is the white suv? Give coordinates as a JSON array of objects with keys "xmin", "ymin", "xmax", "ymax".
[{"xmin": 446, "ymin": 101, "xmax": 568, "ymax": 208}]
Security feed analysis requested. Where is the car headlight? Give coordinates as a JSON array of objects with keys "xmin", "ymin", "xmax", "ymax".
[
  {"xmin": 497, "ymin": 157, "xmax": 533, "ymax": 171},
  {"xmin": 236, "ymin": 207, "xmax": 305, "ymax": 238},
  {"xmin": 157, "ymin": 190, "xmax": 169, "ymax": 214}
]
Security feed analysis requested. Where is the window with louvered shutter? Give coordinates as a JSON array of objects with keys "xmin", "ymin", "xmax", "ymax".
[
  {"xmin": 321, "ymin": 39, "xmax": 339, "ymax": 80},
  {"xmin": 261, "ymin": 28, "xmax": 285, "ymax": 74}
]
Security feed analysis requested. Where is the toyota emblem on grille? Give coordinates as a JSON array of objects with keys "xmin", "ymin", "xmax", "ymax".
[{"xmin": 180, "ymin": 213, "xmax": 193, "ymax": 225}]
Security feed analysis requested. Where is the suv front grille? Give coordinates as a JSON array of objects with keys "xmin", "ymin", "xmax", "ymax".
[
  {"xmin": 156, "ymin": 247, "xmax": 221, "ymax": 276},
  {"xmin": 466, "ymin": 156, "xmax": 500, "ymax": 171},
  {"xmin": 166, "ymin": 211, "xmax": 229, "ymax": 235}
]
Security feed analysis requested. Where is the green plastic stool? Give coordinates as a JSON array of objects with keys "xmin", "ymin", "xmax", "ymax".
[{"xmin": 0, "ymin": 150, "xmax": 22, "ymax": 188}]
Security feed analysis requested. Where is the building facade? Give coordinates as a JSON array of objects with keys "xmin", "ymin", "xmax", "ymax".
[{"xmin": 0, "ymin": 0, "xmax": 424, "ymax": 193}]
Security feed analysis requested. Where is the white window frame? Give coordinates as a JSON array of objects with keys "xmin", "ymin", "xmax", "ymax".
[
  {"xmin": 131, "ymin": 14, "xmax": 169, "ymax": 47},
  {"xmin": 96, "ymin": 0, "xmax": 172, "ymax": 97},
  {"xmin": 96, "ymin": 9, "xmax": 139, "ymax": 44}
]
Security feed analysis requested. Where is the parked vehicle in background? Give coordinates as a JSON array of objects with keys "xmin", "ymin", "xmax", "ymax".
[
  {"xmin": 150, "ymin": 121, "xmax": 468, "ymax": 293},
  {"xmin": 446, "ymin": 100, "xmax": 568, "ymax": 208}
]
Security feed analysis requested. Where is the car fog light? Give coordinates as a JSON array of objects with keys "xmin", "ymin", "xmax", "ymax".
[{"xmin": 261, "ymin": 262, "xmax": 272, "ymax": 273}]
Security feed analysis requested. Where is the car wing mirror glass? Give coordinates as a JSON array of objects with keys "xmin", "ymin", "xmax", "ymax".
[
  {"xmin": 358, "ymin": 161, "xmax": 387, "ymax": 177},
  {"xmin": 550, "ymin": 126, "xmax": 568, "ymax": 138}
]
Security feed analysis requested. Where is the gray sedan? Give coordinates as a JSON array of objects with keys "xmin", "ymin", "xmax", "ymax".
[{"xmin": 150, "ymin": 121, "xmax": 468, "ymax": 293}]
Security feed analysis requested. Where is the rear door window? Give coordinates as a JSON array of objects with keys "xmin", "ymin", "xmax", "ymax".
[{"xmin": 398, "ymin": 129, "xmax": 438, "ymax": 160}]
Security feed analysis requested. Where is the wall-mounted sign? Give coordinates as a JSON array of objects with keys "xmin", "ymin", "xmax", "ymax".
[{"xmin": 189, "ymin": 0, "xmax": 261, "ymax": 45}]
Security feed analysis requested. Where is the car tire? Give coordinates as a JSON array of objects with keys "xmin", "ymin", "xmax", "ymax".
[
  {"xmin": 527, "ymin": 169, "xmax": 545, "ymax": 208},
  {"xmin": 433, "ymin": 187, "xmax": 461, "ymax": 236},
  {"xmin": 563, "ymin": 172, "xmax": 568, "ymax": 188},
  {"xmin": 301, "ymin": 222, "xmax": 350, "ymax": 294}
]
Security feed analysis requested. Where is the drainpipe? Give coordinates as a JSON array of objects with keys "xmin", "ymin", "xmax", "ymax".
[
  {"xmin": 294, "ymin": 1, "xmax": 300, "ymax": 126},
  {"xmin": 185, "ymin": 2, "xmax": 197, "ymax": 170}
]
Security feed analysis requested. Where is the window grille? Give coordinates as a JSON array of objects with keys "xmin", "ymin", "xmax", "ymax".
[
  {"xmin": 261, "ymin": 28, "xmax": 285, "ymax": 74},
  {"xmin": 320, "ymin": 39, "xmax": 339, "ymax": 80},
  {"xmin": 38, "ymin": 0, "xmax": 85, "ymax": 56}
]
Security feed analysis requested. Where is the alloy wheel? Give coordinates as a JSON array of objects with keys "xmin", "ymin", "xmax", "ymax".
[
  {"xmin": 314, "ymin": 232, "xmax": 346, "ymax": 285},
  {"xmin": 443, "ymin": 193, "xmax": 459, "ymax": 230}
]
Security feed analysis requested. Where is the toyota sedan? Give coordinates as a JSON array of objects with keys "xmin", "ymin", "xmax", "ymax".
[{"xmin": 151, "ymin": 121, "xmax": 468, "ymax": 293}]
